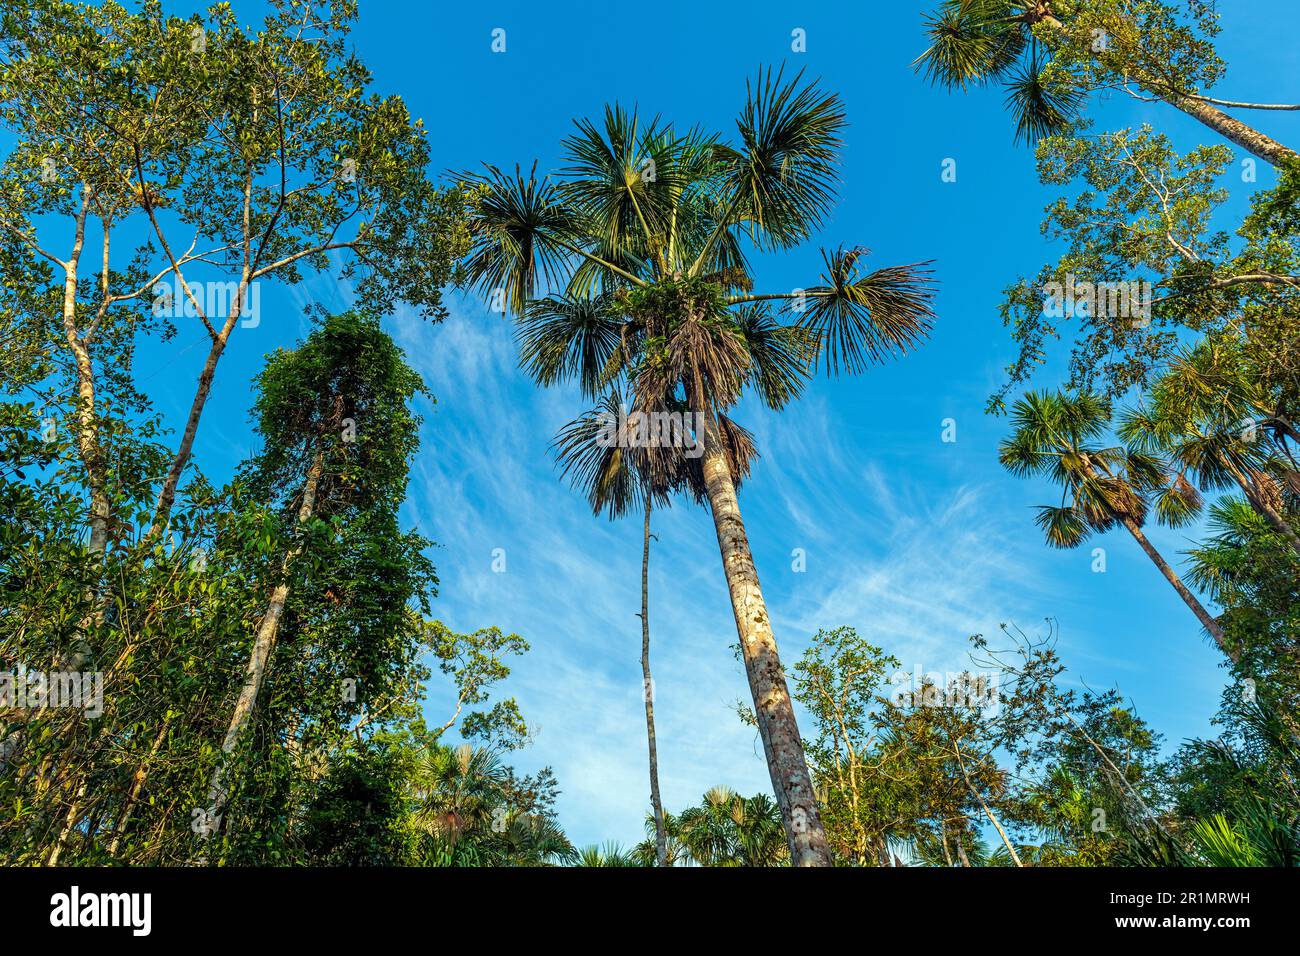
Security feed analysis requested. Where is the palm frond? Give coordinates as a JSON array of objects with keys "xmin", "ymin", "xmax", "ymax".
[
  {"xmin": 516, "ymin": 293, "xmax": 624, "ymax": 398},
  {"xmin": 1034, "ymin": 504, "xmax": 1090, "ymax": 549},
  {"xmin": 914, "ymin": 0, "xmax": 1026, "ymax": 90},
  {"xmin": 1003, "ymin": 55, "xmax": 1083, "ymax": 145},
  {"xmin": 732, "ymin": 304, "xmax": 815, "ymax": 410},
  {"xmin": 460, "ymin": 162, "xmax": 577, "ymax": 316},
  {"xmin": 725, "ymin": 65, "xmax": 845, "ymax": 250},
  {"xmin": 797, "ymin": 246, "xmax": 936, "ymax": 375}
]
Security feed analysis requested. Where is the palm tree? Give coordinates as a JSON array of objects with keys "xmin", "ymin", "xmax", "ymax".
[
  {"xmin": 1120, "ymin": 351, "xmax": 1300, "ymax": 556},
  {"xmin": 462, "ymin": 68, "xmax": 936, "ymax": 866},
  {"xmin": 633, "ymin": 809, "xmax": 691, "ymax": 866},
  {"xmin": 551, "ymin": 388, "xmax": 672, "ymax": 866},
  {"xmin": 408, "ymin": 743, "xmax": 508, "ymax": 847},
  {"xmin": 915, "ymin": 0, "xmax": 1298, "ymax": 166},
  {"xmin": 676, "ymin": 786, "xmax": 789, "ymax": 867},
  {"xmin": 999, "ymin": 390, "xmax": 1235, "ymax": 660},
  {"xmin": 574, "ymin": 841, "xmax": 642, "ymax": 867}
]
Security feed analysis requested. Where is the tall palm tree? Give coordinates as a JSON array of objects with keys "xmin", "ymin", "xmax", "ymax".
[
  {"xmin": 1000, "ymin": 390, "xmax": 1235, "ymax": 660},
  {"xmin": 915, "ymin": 0, "xmax": 1298, "ymax": 166},
  {"xmin": 550, "ymin": 388, "xmax": 672, "ymax": 866},
  {"xmin": 462, "ymin": 68, "xmax": 937, "ymax": 866}
]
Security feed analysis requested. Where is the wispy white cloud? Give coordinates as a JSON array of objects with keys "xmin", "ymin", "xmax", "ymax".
[{"xmin": 387, "ymin": 298, "xmax": 1079, "ymax": 847}]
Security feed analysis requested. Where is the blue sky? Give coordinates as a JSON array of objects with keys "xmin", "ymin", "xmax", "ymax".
[{"xmin": 71, "ymin": 1, "xmax": 1300, "ymax": 848}]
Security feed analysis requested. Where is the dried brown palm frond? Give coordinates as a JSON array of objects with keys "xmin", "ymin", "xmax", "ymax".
[
  {"xmin": 1249, "ymin": 468, "xmax": 1287, "ymax": 516},
  {"xmin": 681, "ymin": 412, "xmax": 759, "ymax": 502},
  {"xmin": 634, "ymin": 303, "xmax": 749, "ymax": 418}
]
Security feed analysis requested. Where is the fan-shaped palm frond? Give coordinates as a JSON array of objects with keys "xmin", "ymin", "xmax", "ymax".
[
  {"xmin": 710, "ymin": 65, "xmax": 846, "ymax": 258},
  {"xmin": 1034, "ymin": 504, "xmax": 1090, "ymax": 549},
  {"xmin": 915, "ymin": 0, "xmax": 1082, "ymax": 145},
  {"xmin": 460, "ymin": 162, "xmax": 580, "ymax": 316},
  {"xmin": 915, "ymin": 0, "xmax": 1027, "ymax": 91},
  {"xmin": 516, "ymin": 293, "xmax": 624, "ymax": 398},
  {"xmin": 733, "ymin": 303, "xmax": 816, "ymax": 410},
  {"xmin": 551, "ymin": 389, "xmax": 645, "ymax": 520},
  {"xmin": 1003, "ymin": 55, "xmax": 1084, "ymax": 145},
  {"xmin": 796, "ymin": 247, "xmax": 936, "ymax": 375}
]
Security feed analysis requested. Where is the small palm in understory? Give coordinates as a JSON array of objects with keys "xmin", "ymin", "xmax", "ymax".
[
  {"xmin": 1000, "ymin": 390, "xmax": 1233, "ymax": 660},
  {"xmin": 1121, "ymin": 700, "xmax": 1300, "ymax": 867},
  {"xmin": 676, "ymin": 786, "xmax": 789, "ymax": 867},
  {"xmin": 574, "ymin": 841, "xmax": 642, "ymax": 867},
  {"xmin": 463, "ymin": 67, "xmax": 936, "ymax": 865},
  {"xmin": 408, "ymin": 743, "xmax": 507, "ymax": 846}
]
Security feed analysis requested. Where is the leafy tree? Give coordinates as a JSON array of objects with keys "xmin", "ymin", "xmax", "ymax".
[
  {"xmin": 425, "ymin": 619, "xmax": 530, "ymax": 751},
  {"xmin": 202, "ymin": 310, "xmax": 433, "ymax": 856},
  {"xmin": 0, "ymin": 0, "xmax": 468, "ymax": 859},
  {"xmin": 992, "ymin": 128, "xmax": 1300, "ymax": 411},
  {"xmin": 0, "ymin": 0, "xmax": 467, "ymax": 550},
  {"xmin": 789, "ymin": 626, "xmax": 901, "ymax": 865}
]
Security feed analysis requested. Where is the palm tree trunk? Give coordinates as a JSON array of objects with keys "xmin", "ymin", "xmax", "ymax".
[
  {"xmin": 955, "ymin": 834, "xmax": 972, "ymax": 867},
  {"xmin": 639, "ymin": 494, "xmax": 668, "ymax": 867},
  {"xmin": 699, "ymin": 431, "xmax": 832, "ymax": 866},
  {"xmin": 206, "ymin": 448, "xmax": 323, "ymax": 820},
  {"xmin": 1119, "ymin": 516, "xmax": 1236, "ymax": 662}
]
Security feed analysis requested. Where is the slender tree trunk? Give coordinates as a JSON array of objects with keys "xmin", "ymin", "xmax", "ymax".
[
  {"xmin": 1165, "ymin": 93, "xmax": 1299, "ymax": 168},
  {"xmin": 46, "ymin": 778, "xmax": 87, "ymax": 866},
  {"xmin": 61, "ymin": 279, "xmax": 110, "ymax": 557},
  {"xmin": 205, "ymin": 448, "xmax": 323, "ymax": 821},
  {"xmin": 699, "ymin": 431, "xmax": 832, "ymax": 866},
  {"xmin": 0, "ymin": 195, "xmax": 103, "ymax": 777},
  {"xmin": 955, "ymin": 751, "xmax": 1022, "ymax": 868},
  {"xmin": 639, "ymin": 495, "xmax": 668, "ymax": 867},
  {"xmin": 954, "ymin": 821, "xmax": 973, "ymax": 867},
  {"xmin": 939, "ymin": 819, "xmax": 954, "ymax": 867},
  {"xmin": 1039, "ymin": 15, "xmax": 1300, "ymax": 168},
  {"xmin": 108, "ymin": 716, "xmax": 172, "ymax": 857},
  {"xmin": 1119, "ymin": 516, "xmax": 1235, "ymax": 661},
  {"xmin": 146, "ymin": 289, "xmax": 248, "ymax": 543}
]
